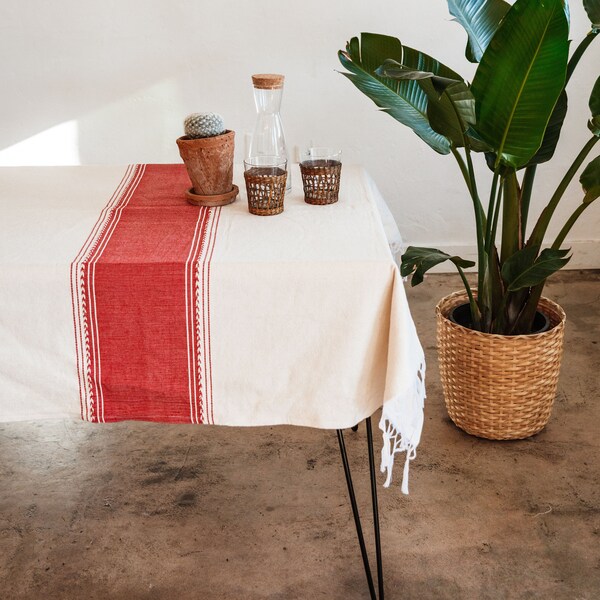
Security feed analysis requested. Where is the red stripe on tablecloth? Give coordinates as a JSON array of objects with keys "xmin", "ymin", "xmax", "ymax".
[
  {"xmin": 206, "ymin": 207, "xmax": 221, "ymax": 424},
  {"xmin": 71, "ymin": 165, "xmax": 142, "ymax": 421},
  {"xmin": 195, "ymin": 206, "xmax": 219, "ymax": 424},
  {"xmin": 73, "ymin": 164, "xmax": 217, "ymax": 423},
  {"xmin": 187, "ymin": 207, "xmax": 210, "ymax": 424},
  {"xmin": 71, "ymin": 165, "xmax": 135, "ymax": 419},
  {"xmin": 87, "ymin": 165, "xmax": 146, "ymax": 422}
]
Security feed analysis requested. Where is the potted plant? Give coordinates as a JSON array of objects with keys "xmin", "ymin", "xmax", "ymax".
[
  {"xmin": 339, "ymin": 0, "xmax": 599, "ymax": 439},
  {"xmin": 176, "ymin": 112, "xmax": 239, "ymax": 206}
]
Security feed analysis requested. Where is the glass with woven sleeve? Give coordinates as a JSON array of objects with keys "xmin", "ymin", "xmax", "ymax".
[
  {"xmin": 299, "ymin": 147, "xmax": 342, "ymax": 205},
  {"xmin": 243, "ymin": 156, "xmax": 287, "ymax": 216}
]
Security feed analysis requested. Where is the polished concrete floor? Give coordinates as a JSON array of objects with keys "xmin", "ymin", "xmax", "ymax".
[{"xmin": 1, "ymin": 271, "xmax": 599, "ymax": 599}]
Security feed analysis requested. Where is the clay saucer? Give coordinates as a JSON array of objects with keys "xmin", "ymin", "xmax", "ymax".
[{"xmin": 185, "ymin": 184, "xmax": 239, "ymax": 207}]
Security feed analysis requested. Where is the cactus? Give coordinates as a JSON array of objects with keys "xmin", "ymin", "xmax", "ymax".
[{"xmin": 184, "ymin": 112, "xmax": 226, "ymax": 139}]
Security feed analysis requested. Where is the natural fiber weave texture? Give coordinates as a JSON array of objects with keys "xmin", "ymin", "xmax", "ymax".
[
  {"xmin": 244, "ymin": 167, "xmax": 287, "ymax": 216},
  {"xmin": 436, "ymin": 291, "xmax": 565, "ymax": 440},
  {"xmin": 300, "ymin": 160, "xmax": 342, "ymax": 205}
]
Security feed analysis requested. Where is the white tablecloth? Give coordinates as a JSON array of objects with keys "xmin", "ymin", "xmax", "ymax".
[{"xmin": 0, "ymin": 164, "xmax": 424, "ymax": 491}]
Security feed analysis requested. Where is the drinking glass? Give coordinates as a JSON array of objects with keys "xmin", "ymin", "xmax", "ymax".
[
  {"xmin": 299, "ymin": 148, "xmax": 342, "ymax": 205},
  {"xmin": 243, "ymin": 156, "xmax": 288, "ymax": 216}
]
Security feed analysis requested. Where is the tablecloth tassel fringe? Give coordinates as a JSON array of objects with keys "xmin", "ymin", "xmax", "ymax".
[
  {"xmin": 379, "ymin": 363, "xmax": 426, "ymax": 494},
  {"xmin": 379, "ymin": 421, "xmax": 417, "ymax": 494}
]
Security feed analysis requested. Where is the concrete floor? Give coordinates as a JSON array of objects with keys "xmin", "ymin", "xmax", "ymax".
[{"xmin": 1, "ymin": 271, "xmax": 599, "ymax": 599}]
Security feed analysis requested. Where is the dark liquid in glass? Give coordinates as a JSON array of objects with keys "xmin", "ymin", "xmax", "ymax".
[{"xmin": 301, "ymin": 159, "xmax": 341, "ymax": 169}]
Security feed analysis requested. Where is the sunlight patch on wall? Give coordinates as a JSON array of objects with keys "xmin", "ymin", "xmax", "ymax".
[
  {"xmin": 76, "ymin": 78, "xmax": 185, "ymax": 164},
  {"xmin": 0, "ymin": 120, "xmax": 80, "ymax": 166}
]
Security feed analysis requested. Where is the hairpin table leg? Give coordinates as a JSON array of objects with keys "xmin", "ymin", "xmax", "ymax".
[
  {"xmin": 366, "ymin": 417, "xmax": 384, "ymax": 599},
  {"xmin": 336, "ymin": 417, "xmax": 384, "ymax": 599}
]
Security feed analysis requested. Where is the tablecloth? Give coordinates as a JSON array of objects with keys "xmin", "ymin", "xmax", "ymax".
[{"xmin": 0, "ymin": 164, "xmax": 425, "ymax": 492}]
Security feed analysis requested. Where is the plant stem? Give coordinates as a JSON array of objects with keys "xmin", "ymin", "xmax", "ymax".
[
  {"xmin": 489, "ymin": 180, "xmax": 503, "ymax": 251},
  {"xmin": 528, "ymin": 136, "xmax": 599, "ymax": 248},
  {"xmin": 552, "ymin": 203, "xmax": 588, "ymax": 249},
  {"xmin": 493, "ymin": 292, "xmax": 510, "ymax": 334},
  {"xmin": 487, "ymin": 181, "xmax": 505, "ymax": 331},
  {"xmin": 513, "ymin": 283, "xmax": 544, "ymax": 334},
  {"xmin": 451, "ymin": 145, "xmax": 487, "ymax": 310},
  {"xmin": 450, "ymin": 147, "xmax": 487, "ymax": 229},
  {"xmin": 500, "ymin": 170, "xmax": 521, "ymax": 264},
  {"xmin": 457, "ymin": 266, "xmax": 481, "ymax": 329},
  {"xmin": 485, "ymin": 170, "xmax": 500, "ymax": 252},
  {"xmin": 486, "ymin": 245, "xmax": 505, "ymax": 333},
  {"xmin": 566, "ymin": 31, "xmax": 599, "ymax": 83},
  {"xmin": 446, "ymin": 81, "xmax": 487, "ymax": 320},
  {"xmin": 463, "ymin": 146, "xmax": 487, "ymax": 299},
  {"xmin": 520, "ymin": 164, "xmax": 537, "ymax": 242},
  {"xmin": 482, "ymin": 175, "xmax": 504, "ymax": 332},
  {"xmin": 450, "ymin": 146, "xmax": 473, "ymax": 198},
  {"xmin": 464, "ymin": 147, "xmax": 485, "ymax": 231}
]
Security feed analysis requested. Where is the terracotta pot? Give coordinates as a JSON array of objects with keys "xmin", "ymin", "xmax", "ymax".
[
  {"xmin": 176, "ymin": 130, "xmax": 235, "ymax": 196},
  {"xmin": 436, "ymin": 291, "xmax": 566, "ymax": 440}
]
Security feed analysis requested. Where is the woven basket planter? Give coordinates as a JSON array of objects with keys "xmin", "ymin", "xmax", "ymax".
[{"xmin": 436, "ymin": 291, "xmax": 566, "ymax": 440}]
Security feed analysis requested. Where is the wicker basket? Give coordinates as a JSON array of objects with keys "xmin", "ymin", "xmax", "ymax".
[
  {"xmin": 244, "ymin": 167, "xmax": 287, "ymax": 216},
  {"xmin": 436, "ymin": 291, "xmax": 566, "ymax": 440},
  {"xmin": 300, "ymin": 160, "xmax": 342, "ymax": 205}
]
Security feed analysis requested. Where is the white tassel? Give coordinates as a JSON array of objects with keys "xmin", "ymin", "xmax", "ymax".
[
  {"xmin": 401, "ymin": 452, "xmax": 411, "ymax": 495},
  {"xmin": 379, "ymin": 362, "xmax": 426, "ymax": 494},
  {"xmin": 380, "ymin": 423, "xmax": 393, "ymax": 487},
  {"xmin": 379, "ymin": 416, "xmax": 416, "ymax": 494}
]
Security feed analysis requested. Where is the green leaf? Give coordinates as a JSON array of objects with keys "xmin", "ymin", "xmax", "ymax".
[
  {"xmin": 588, "ymin": 117, "xmax": 600, "ymax": 137},
  {"xmin": 580, "ymin": 155, "xmax": 600, "ymax": 203},
  {"xmin": 401, "ymin": 246, "xmax": 475, "ymax": 286},
  {"xmin": 590, "ymin": 76, "xmax": 600, "ymax": 117},
  {"xmin": 583, "ymin": 0, "xmax": 600, "ymax": 29},
  {"xmin": 501, "ymin": 244, "xmax": 541, "ymax": 287},
  {"xmin": 465, "ymin": 126, "xmax": 492, "ymax": 152},
  {"xmin": 471, "ymin": 0, "xmax": 570, "ymax": 169},
  {"xmin": 583, "ymin": 186, "xmax": 600, "ymax": 204},
  {"xmin": 376, "ymin": 61, "xmax": 461, "ymax": 91},
  {"xmin": 525, "ymin": 90, "xmax": 568, "ymax": 166},
  {"xmin": 377, "ymin": 61, "xmax": 477, "ymax": 147},
  {"xmin": 427, "ymin": 83, "xmax": 477, "ymax": 147},
  {"xmin": 338, "ymin": 33, "xmax": 455, "ymax": 154},
  {"xmin": 447, "ymin": 0, "xmax": 511, "ymax": 62},
  {"xmin": 484, "ymin": 151, "xmax": 513, "ymax": 174},
  {"xmin": 504, "ymin": 248, "xmax": 571, "ymax": 291}
]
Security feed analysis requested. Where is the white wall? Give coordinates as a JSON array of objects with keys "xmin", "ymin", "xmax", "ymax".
[{"xmin": 1, "ymin": 0, "xmax": 598, "ymax": 268}]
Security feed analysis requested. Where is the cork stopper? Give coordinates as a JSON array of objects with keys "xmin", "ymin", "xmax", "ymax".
[{"xmin": 252, "ymin": 74, "xmax": 284, "ymax": 89}]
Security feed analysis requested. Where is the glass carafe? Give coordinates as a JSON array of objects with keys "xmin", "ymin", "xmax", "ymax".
[{"xmin": 249, "ymin": 74, "xmax": 291, "ymax": 193}]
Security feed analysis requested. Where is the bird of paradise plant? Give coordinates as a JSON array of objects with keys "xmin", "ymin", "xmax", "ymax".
[{"xmin": 339, "ymin": 0, "xmax": 599, "ymax": 334}]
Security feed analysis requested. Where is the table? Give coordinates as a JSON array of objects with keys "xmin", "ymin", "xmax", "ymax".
[{"xmin": 0, "ymin": 163, "xmax": 426, "ymax": 599}]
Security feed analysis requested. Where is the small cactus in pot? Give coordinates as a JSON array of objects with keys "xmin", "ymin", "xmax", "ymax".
[
  {"xmin": 176, "ymin": 112, "xmax": 238, "ymax": 207},
  {"xmin": 184, "ymin": 112, "xmax": 226, "ymax": 139}
]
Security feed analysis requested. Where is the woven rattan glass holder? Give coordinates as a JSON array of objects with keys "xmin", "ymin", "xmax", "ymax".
[
  {"xmin": 436, "ymin": 291, "xmax": 566, "ymax": 440},
  {"xmin": 244, "ymin": 166, "xmax": 287, "ymax": 216},
  {"xmin": 300, "ymin": 160, "xmax": 342, "ymax": 205}
]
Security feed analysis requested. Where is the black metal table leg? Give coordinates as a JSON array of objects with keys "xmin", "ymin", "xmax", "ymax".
[
  {"xmin": 366, "ymin": 417, "xmax": 384, "ymax": 600},
  {"xmin": 337, "ymin": 417, "xmax": 384, "ymax": 599},
  {"xmin": 336, "ymin": 428, "xmax": 376, "ymax": 599}
]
